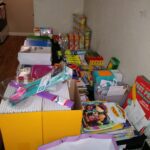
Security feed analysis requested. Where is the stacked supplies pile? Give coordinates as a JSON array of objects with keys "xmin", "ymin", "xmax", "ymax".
[
  {"xmin": 0, "ymin": 65, "xmax": 74, "ymax": 113},
  {"xmin": 53, "ymin": 13, "xmax": 92, "ymax": 51},
  {"xmin": 78, "ymin": 69, "xmax": 136, "ymax": 141},
  {"xmin": 55, "ymin": 36, "xmax": 137, "ymax": 142},
  {"xmin": 0, "ymin": 62, "xmax": 83, "ymax": 150},
  {"xmin": 81, "ymin": 101, "xmax": 135, "ymax": 141},
  {"xmin": 64, "ymin": 50, "xmax": 95, "ymax": 102},
  {"xmin": 18, "ymin": 36, "xmax": 52, "ymax": 65},
  {"xmin": 62, "ymin": 47, "xmax": 135, "ymax": 142},
  {"xmin": 63, "ymin": 49, "xmax": 135, "ymax": 142},
  {"xmin": 15, "ymin": 34, "xmax": 73, "ymax": 111},
  {"xmin": 73, "ymin": 14, "xmax": 92, "ymax": 50}
]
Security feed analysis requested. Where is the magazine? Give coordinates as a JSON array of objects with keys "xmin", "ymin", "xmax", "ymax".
[{"xmin": 82, "ymin": 101, "xmax": 126, "ymax": 133}]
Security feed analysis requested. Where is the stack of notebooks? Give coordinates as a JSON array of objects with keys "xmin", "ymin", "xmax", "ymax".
[
  {"xmin": 18, "ymin": 36, "xmax": 52, "ymax": 65},
  {"xmin": 81, "ymin": 101, "xmax": 135, "ymax": 141}
]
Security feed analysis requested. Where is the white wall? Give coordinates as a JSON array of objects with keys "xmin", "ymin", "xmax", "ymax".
[
  {"xmin": 84, "ymin": 0, "xmax": 150, "ymax": 85},
  {"xmin": 34, "ymin": 0, "xmax": 84, "ymax": 33}
]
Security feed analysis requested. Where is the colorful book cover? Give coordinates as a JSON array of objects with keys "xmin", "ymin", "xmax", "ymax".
[{"xmin": 82, "ymin": 101, "xmax": 126, "ymax": 133}]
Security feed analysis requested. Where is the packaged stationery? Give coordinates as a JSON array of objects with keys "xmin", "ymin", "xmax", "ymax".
[{"xmin": 123, "ymin": 76, "xmax": 150, "ymax": 133}]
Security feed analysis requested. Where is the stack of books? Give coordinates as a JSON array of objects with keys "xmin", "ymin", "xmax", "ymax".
[{"xmin": 81, "ymin": 101, "xmax": 135, "ymax": 141}]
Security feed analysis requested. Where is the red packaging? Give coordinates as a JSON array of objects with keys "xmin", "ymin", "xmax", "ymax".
[{"xmin": 123, "ymin": 76, "xmax": 150, "ymax": 132}]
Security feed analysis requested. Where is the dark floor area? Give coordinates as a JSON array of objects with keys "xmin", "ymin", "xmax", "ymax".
[
  {"xmin": 0, "ymin": 36, "xmax": 25, "ymax": 150},
  {"xmin": 0, "ymin": 36, "xmax": 25, "ymax": 81}
]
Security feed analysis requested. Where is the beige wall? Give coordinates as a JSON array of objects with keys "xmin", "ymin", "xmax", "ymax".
[
  {"xmin": 84, "ymin": 0, "xmax": 150, "ymax": 84},
  {"xmin": 5, "ymin": 0, "xmax": 34, "ymax": 34},
  {"xmin": 34, "ymin": 0, "xmax": 84, "ymax": 33},
  {"xmin": 4, "ymin": 0, "xmax": 150, "ymax": 84}
]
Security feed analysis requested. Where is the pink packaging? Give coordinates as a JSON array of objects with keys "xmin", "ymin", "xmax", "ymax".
[{"xmin": 31, "ymin": 65, "xmax": 53, "ymax": 79}]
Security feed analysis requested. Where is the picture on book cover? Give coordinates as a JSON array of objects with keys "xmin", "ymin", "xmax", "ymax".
[{"xmin": 82, "ymin": 101, "xmax": 127, "ymax": 133}]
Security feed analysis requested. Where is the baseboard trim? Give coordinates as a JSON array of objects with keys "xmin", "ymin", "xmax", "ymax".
[{"xmin": 9, "ymin": 32, "xmax": 33, "ymax": 36}]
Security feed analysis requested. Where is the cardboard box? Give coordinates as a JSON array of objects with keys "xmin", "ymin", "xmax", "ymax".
[
  {"xmin": 18, "ymin": 46, "xmax": 52, "ymax": 65},
  {"xmin": 0, "ymin": 80, "xmax": 82, "ymax": 150}
]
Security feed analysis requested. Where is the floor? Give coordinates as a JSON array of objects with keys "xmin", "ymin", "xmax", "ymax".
[
  {"xmin": 0, "ymin": 36, "xmax": 25, "ymax": 150},
  {"xmin": 0, "ymin": 36, "xmax": 25, "ymax": 81}
]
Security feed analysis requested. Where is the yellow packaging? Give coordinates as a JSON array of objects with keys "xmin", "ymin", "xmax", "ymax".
[{"xmin": 0, "ymin": 112, "xmax": 43, "ymax": 150}]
